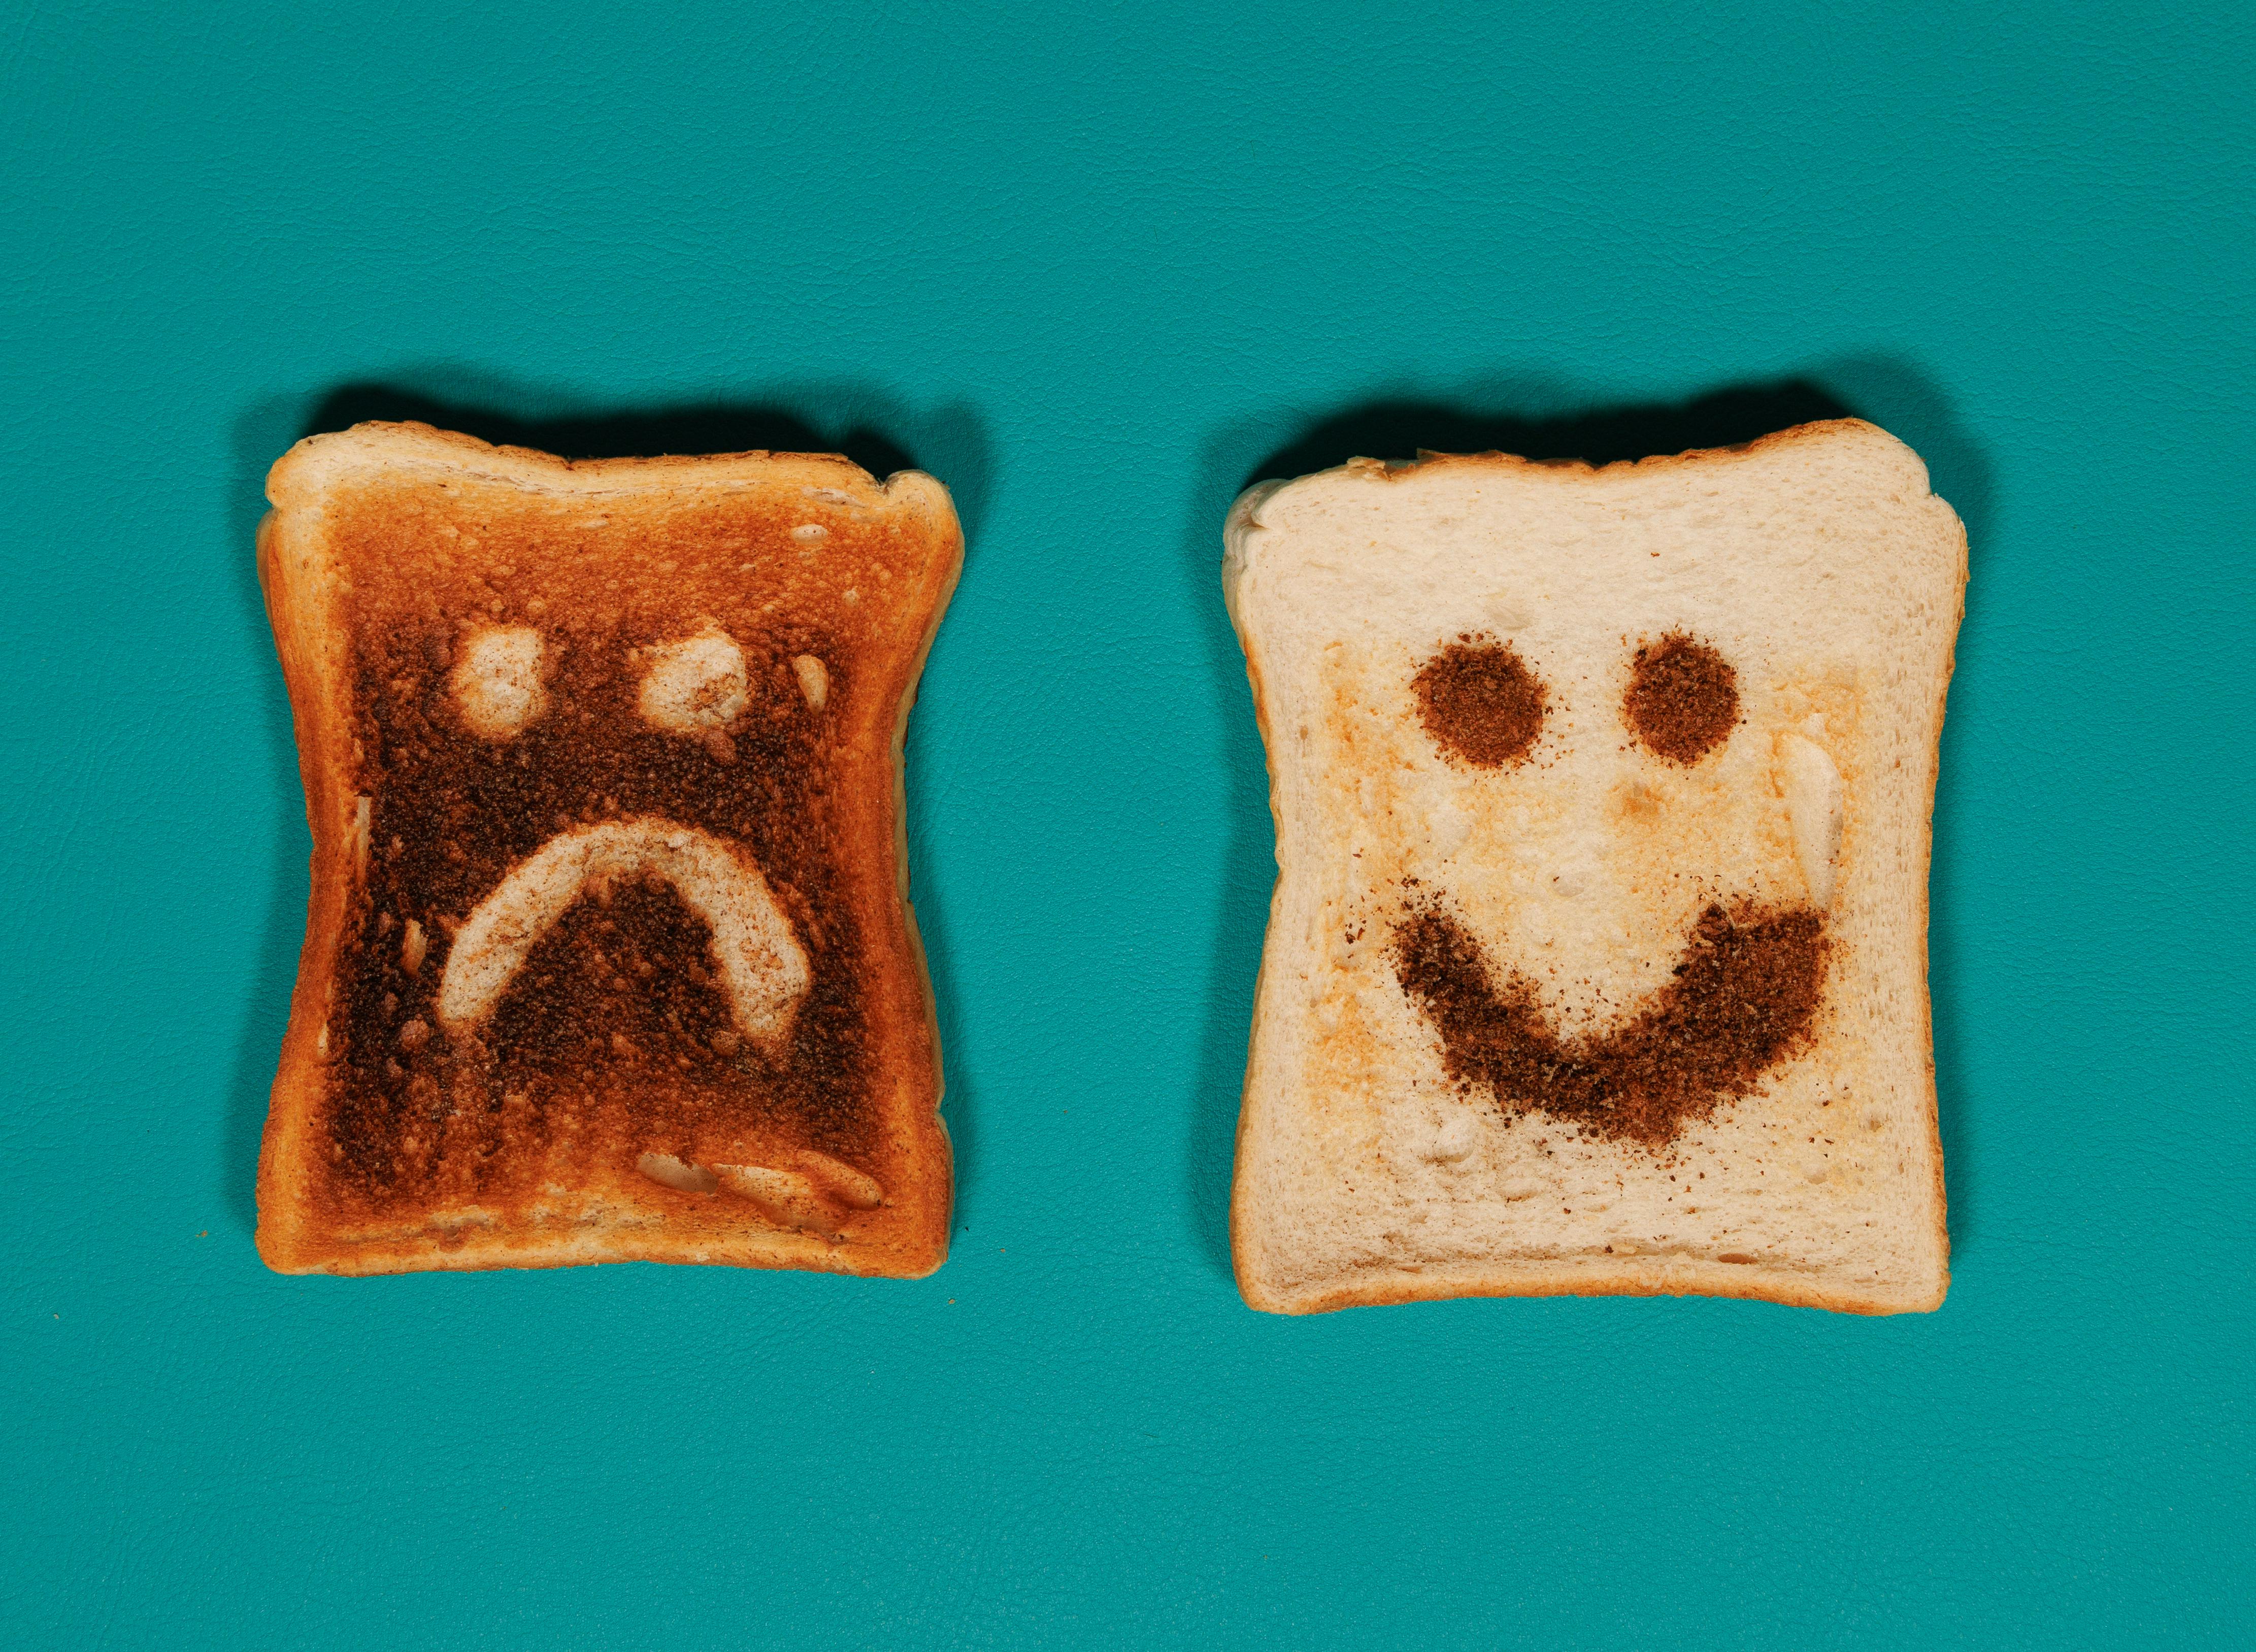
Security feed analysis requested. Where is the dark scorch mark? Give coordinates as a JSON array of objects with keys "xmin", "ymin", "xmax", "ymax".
[
  {"xmin": 1393, "ymin": 900, "xmax": 1829, "ymax": 1148},
  {"xmin": 1412, "ymin": 637, "xmax": 1547, "ymax": 769},
  {"xmin": 1622, "ymin": 633, "xmax": 1739, "ymax": 764}
]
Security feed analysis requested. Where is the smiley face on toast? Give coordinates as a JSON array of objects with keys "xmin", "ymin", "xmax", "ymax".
[
  {"xmin": 1306, "ymin": 615, "xmax": 1859, "ymax": 1168},
  {"xmin": 1223, "ymin": 422, "xmax": 1963, "ymax": 1314},
  {"xmin": 256, "ymin": 425, "xmax": 958, "ymax": 1276},
  {"xmin": 1389, "ymin": 631, "xmax": 1840, "ymax": 1150}
]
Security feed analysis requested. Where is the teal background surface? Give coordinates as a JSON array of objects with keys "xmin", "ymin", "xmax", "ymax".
[{"xmin": 4, "ymin": 3, "xmax": 2250, "ymax": 1646}]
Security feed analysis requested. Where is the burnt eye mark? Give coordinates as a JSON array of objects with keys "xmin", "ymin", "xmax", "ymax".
[
  {"xmin": 1622, "ymin": 633, "xmax": 1738, "ymax": 763},
  {"xmin": 1413, "ymin": 636, "xmax": 1546, "ymax": 768},
  {"xmin": 639, "ymin": 632, "xmax": 749, "ymax": 733}
]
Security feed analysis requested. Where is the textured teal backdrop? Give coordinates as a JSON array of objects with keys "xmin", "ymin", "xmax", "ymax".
[{"xmin": 4, "ymin": 3, "xmax": 2249, "ymax": 1646}]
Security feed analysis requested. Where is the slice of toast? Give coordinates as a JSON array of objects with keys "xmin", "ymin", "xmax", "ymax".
[
  {"xmin": 256, "ymin": 422, "xmax": 959, "ymax": 1277},
  {"xmin": 1223, "ymin": 419, "xmax": 1964, "ymax": 1315}
]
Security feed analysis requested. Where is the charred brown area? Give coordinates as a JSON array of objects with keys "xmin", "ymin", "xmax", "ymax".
[
  {"xmin": 1413, "ymin": 637, "xmax": 1547, "ymax": 768},
  {"xmin": 318, "ymin": 482, "xmax": 895, "ymax": 1212},
  {"xmin": 1393, "ymin": 900, "xmax": 1828, "ymax": 1148},
  {"xmin": 1622, "ymin": 633, "xmax": 1739, "ymax": 763}
]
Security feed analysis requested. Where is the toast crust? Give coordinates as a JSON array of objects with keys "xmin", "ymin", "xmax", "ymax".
[
  {"xmin": 1238, "ymin": 1258, "xmax": 1946, "ymax": 1317},
  {"xmin": 256, "ymin": 423, "xmax": 959, "ymax": 1278},
  {"xmin": 1225, "ymin": 420, "xmax": 1964, "ymax": 1315}
]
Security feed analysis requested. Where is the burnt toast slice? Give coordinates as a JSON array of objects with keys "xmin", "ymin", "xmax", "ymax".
[{"xmin": 256, "ymin": 422, "xmax": 958, "ymax": 1277}]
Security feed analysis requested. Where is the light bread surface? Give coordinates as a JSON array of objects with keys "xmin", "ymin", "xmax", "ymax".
[
  {"xmin": 257, "ymin": 422, "xmax": 958, "ymax": 1277},
  {"xmin": 1224, "ymin": 420, "xmax": 1963, "ymax": 1314}
]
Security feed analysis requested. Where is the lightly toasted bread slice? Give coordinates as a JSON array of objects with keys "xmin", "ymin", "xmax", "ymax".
[
  {"xmin": 1224, "ymin": 419, "xmax": 1964, "ymax": 1314},
  {"xmin": 257, "ymin": 422, "xmax": 959, "ymax": 1277}
]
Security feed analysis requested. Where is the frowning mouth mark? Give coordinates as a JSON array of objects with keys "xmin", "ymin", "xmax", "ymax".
[
  {"xmin": 1394, "ymin": 900, "xmax": 1829, "ymax": 1149},
  {"xmin": 435, "ymin": 817, "xmax": 810, "ymax": 1051}
]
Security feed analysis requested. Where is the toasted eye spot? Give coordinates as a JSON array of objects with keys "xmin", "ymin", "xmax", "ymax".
[
  {"xmin": 1623, "ymin": 633, "xmax": 1738, "ymax": 763},
  {"xmin": 639, "ymin": 632, "xmax": 748, "ymax": 733},
  {"xmin": 1413, "ymin": 637, "xmax": 1546, "ymax": 768},
  {"xmin": 451, "ymin": 626, "xmax": 546, "ymax": 739}
]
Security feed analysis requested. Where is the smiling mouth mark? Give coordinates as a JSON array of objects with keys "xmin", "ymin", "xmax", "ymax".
[{"xmin": 1394, "ymin": 900, "xmax": 1829, "ymax": 1149}]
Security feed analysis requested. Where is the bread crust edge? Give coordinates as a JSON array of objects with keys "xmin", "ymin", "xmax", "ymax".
[{"xmin": 1238, "ymin": 1260, "xmax": 1949, "ymax": 1317}]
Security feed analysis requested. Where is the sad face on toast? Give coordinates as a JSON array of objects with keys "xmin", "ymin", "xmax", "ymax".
[
  {"xmin": 257, "ymin": 423, "xmax": 958, "ymax": 1277},
  {"xmin": 1224, "ymin": 420, "xmax": 1964, "ymax": 1315}
]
